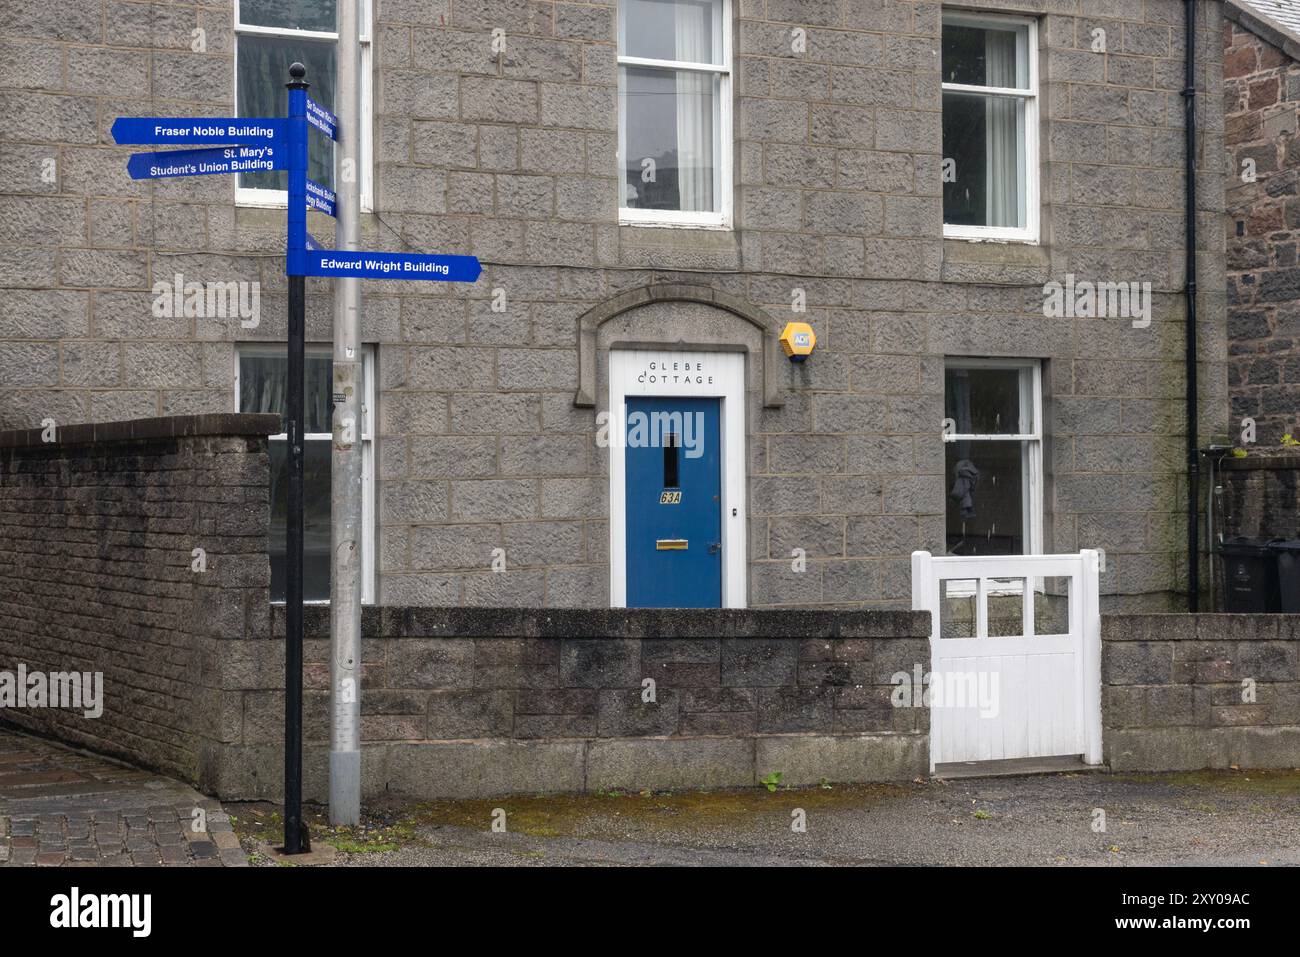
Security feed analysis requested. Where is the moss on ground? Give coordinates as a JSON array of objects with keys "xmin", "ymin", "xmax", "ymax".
[
  {"xmin": 403, "ymin": 780, "xmax": 917, "ymax": 838},
  {"xmin": 1112, "ymin": 768, "xmax": 1300, "ymax": 795}
]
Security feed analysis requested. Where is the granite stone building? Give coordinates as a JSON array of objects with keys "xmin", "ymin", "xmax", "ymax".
[{"xmin": 0, "ymin": 0, "xmax": 1229, "ymax": 613}]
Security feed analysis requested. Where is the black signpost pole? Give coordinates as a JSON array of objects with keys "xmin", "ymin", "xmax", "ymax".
[
  {"xmin": 109, "ymin": 60, "xmax": 474, "ymax": 859},
  {"xmin": 283, "ymin": 62, "xmax": 310, "ymax": 855}
]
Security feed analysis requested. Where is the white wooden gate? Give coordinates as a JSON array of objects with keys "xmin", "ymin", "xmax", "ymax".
[{"xmin": 911, "ymin": 550, "xmax": 1103, "ymax": 772}]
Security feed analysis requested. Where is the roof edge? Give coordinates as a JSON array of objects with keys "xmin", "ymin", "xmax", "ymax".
[{"xmin": 1226, "ymin": 1, "xmax": 1300, "ymax": 61}]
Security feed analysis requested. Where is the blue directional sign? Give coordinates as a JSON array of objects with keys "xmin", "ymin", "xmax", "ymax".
[
  {"xmin": 302, "ymin": 250, "xmax": 482, "ymax": 283},
  {"xmin": 306, "ymin": 97, "xmax": 337, "ymax": 140},
  {"xmin": 305, "ymin": 178, "xmax": 336, "ymax": 217},
  {"xmin": 273, "ymin": 73, "xmax": 482, "ymax": 283},
  {"xmin": 127, "ymin": 143, "xmax": 287, "ymax": 179},
  {"xmin": 111, "ymin": 117, "xmax": 286, "ymax": 146}
]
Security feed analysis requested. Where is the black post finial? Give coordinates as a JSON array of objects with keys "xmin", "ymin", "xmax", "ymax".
[{"xmin": 287, "ymin": 62, "xmax": 308, "ymax": 89}]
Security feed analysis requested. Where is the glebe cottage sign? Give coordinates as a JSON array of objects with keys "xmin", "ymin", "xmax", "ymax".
[{"xmin": 636, "ymin": 357, "xmax": 717, "ymax": 388}]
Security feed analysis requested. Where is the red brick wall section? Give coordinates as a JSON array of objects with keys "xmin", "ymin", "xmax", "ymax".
[
  {"xmin": 1224, "ymin": 19, "xmax": 1300, "ymax": 440},
  {"xmin": 0, "ymin": 414, "xmax": 276, "ymax": 784}
]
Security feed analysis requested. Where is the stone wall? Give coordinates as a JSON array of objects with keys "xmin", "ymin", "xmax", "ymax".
[
  {"xmin": 208, "ymin": 605, "xmax": 931, "ymax": 799},
  {"xmin": 0, "ymin": 413, "xmax": 277, "ymax": 782},
  {"xmin": 1102, "ymin": 613, "xmax": 1300, "ymax": 770},
  {"xmin": 1223, "ymin": 6, "xmax": 1300, "ymax": 441},
  {"xmin": 0, "ymin": 0, "xmax": 1229, "ymax": 612},
  {"xmin": 1217, "ymin": 447, "xmax": 1300, "ymax": 541}
]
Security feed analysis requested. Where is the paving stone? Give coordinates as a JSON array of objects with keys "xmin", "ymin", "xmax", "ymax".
[
  {"xmin": 0, "ymin": 729, "xmax": 247, "ymax": 867},
  {"xmin": 158, "ymin": 844, "xmax": 189, "ymax": 864}
]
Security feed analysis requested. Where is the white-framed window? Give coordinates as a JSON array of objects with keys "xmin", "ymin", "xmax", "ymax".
[
  {"xmin": 617, "ymin": 0, "xmax": 732, "ymax": 228},
  {"xmin": 234, "ymin": 343, "xmax": 376, "ymax": 605},
  {"xmin": 233, "ymin": 0, "xmax": 373, "ymax": 211},
  {"xmin": 941, "ymin": 11, "xmax": 1038, "ymax": 243},
  {"xmin": 943, "ymin": 358, "xmax": 1043, "ymax": 558}
]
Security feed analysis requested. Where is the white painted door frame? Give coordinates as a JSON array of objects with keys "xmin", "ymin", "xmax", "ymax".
[
  {"xmin": 608, "ymin": 349, "xmax": 746, "ymax": 608},
  {"xmin": 911, "ymin": 549, "xmax": 1103, "ymax": 772}
]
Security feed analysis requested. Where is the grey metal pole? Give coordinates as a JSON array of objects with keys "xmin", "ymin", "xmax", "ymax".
[{"xmin": 329, "ymin": 0, "xmax": 363, "ymax": 826}]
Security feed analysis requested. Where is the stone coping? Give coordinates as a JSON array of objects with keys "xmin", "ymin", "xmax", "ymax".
[
  {"xmin": 0, "ymin": 413, "xmax": 282, "ymax": 450},
  {"xmin": 270, "ymin": 605, "xmax": 930, "ymax": 639},
  {"xmin": 1218, "ymin": 448, "xmax": 1300, "ymax": 471},
  {"xmin": 1102, "ymin": 614, "xmax": 1300, "ymax": 641}
]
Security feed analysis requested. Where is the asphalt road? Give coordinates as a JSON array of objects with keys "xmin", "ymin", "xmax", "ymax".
[{"xmin": 325, "ymin": 768, "xmax": 1300, "ymax": 867}]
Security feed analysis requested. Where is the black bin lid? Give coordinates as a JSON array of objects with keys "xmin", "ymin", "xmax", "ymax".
[{"xmin": 1219, "ymin": 537, "xmax": 1275, "ymax": 556}]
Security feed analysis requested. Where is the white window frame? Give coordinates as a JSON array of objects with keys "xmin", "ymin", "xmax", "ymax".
[
  {"xmin": 616, "ymin": 0, "xmax": 733, "ymax": 229},
  {"xmin": 942, "ymin": 357, "xmax": 1043, "ymax": 597},
  {"xmin": 940, "ymin": 11, "xmax": 1039, "ymax": 245},
  {"xmin": 233, "ymin": 0, "xmax": 374, "ymax": 212},
  {"xmin": 233, "ymin": 343, "xmax": 377, "ymax": 605}
]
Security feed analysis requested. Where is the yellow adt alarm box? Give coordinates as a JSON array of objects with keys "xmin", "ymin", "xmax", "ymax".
[{"xmin": 780, "ymin": 321, "xmax": 816, "ymax": 362}]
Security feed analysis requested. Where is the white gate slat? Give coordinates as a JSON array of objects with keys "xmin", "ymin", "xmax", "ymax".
[
  {"xmin": 1029, "ymin": 653, "xmax": 1045, "ymax": 757},
  {"xmin": 997, "ymin": 654, "xmax": 1011, "ymax": 762}
]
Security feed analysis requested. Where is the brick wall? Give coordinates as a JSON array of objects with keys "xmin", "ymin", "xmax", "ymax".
[
  {"xmin": 208, "ymin": 605, "xmax": 931, "ymax": 799},
  {"xmin": 1224, "ymin": 9, "xmax": 1300, "ymax": 441},
  {"xmin": 0, "ymin": 413, "xmax": 277, "ymax": 783},
  {"xmin": 1103, "ymin": 613, "xmax": 1300, "ymax": 770}
]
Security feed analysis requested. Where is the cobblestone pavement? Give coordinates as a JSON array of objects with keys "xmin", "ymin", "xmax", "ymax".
[{"xmin": 0, "ymin": 727, "xmax": 246, "ymax": 867}]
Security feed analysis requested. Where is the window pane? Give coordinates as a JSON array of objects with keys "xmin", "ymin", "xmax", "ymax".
[
  {"xmin": 240, "ymin": 0, "xmax": 337, "ymax": 33},
  {"xmin": 621, "ymin": 66, "xmax": 719, "ymax": 213},
  {"xmin": 237, "ymin": 34, "xmax": 336, "ymax": 191},
  {"xmin": 239, "ymin": 349, "xmax": 335, "ymax": 433},
  {"xmin": 942, "ymin": 91, "xmax": 1025, "ymax": 229},
  {"xmin": 945, "ymin": 440, "xmax": 1025, "ymax": 555},
  {"xmin": 268, "ymin": 440, "xmax": 332, "ymax": 602},
  {"xmin": 622, "ymin": 0, "xmax": 721, "ymax": 65},
  {"xmin": 942, "ymin": 22, "xmax": 1027, "ymax": 89},
  {"xmin": 945, "ymin": 367, "xmax": 1025, "ymax": 434}
]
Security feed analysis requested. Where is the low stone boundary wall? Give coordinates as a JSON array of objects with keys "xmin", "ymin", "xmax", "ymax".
[
  {"xmin": 0, "ymin": 414, "xmax": 278, "ymax": 783},
  {"xmin": 6, "ymin": 412, "xmax": 1300, "ymax": 799},
  {"xmin": 1103, "ymin": 614, "xmax": 1300, "ymax": 771},
  {"xmin": 207, "ymin": 606, "xmax": 931, "ymax": 800}
]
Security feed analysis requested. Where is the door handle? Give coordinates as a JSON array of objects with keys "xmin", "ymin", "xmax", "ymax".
[
  {"xmin": 708, "ymin": 542, "xmax": 721, "ymax": 555},
  {"xmin": 656, "ymin": 539, "xmax": 688, "ymax": 550}
]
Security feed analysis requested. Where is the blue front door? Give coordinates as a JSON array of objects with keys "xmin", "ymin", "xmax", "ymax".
[{"xmin": 625, "ymin": 396, "xmax": 722, "ymax": 608}]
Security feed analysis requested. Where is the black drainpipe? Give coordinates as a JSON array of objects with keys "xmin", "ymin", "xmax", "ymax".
[{"xmin": 1183, "ymin": 0, "xmax": 1200, "ymax": 613}]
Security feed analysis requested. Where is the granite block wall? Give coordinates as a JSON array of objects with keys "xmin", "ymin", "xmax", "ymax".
[{"xmin": 0, "ymin": 0, "xmax": 1231, "ymax": 611}]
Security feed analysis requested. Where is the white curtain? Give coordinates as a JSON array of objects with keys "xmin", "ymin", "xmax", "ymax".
[
  {"xmin": 674, "ymin": 2, "xmax": 713, "ymax": 213},
  {"xmin": 984, "ymin": 30, "xmax": 1019, "ymax": 228}
]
